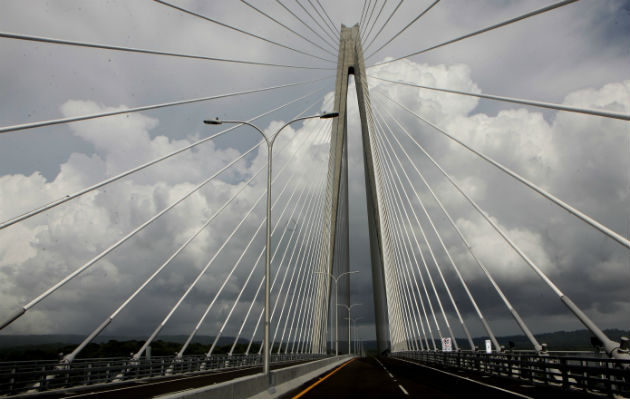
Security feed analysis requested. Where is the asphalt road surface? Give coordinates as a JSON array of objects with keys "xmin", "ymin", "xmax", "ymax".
[{"xmin": 284, "ymin": 356, "xmax": 598, "ymax": 398}]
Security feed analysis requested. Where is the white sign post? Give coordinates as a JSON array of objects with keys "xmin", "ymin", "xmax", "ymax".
[
  {"xmin": 485, "ymin": 339, "xmax": 492, "ymax": 354},
  {"xmin": 441, "ymin": 337, "xmax": 452, "ymax": 352}
]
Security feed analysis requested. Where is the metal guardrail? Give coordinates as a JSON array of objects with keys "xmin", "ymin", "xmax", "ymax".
[
  {"xmin": 0, "ymin": 353, "xmax": 323, "ymax": 396},
  {"xmin": 393, "ymin": 350, "xmax": 630, "ymax": 397}
]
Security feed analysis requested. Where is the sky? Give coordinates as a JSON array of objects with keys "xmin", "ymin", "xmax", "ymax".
[{"xmin": 0, "ymin": 0, "xmax": 628, "ymax": 352}]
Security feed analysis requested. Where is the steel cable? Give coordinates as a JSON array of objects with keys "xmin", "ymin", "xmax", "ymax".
[
  {"xmin": 374, "ymin": 112, "xmax": 475, "ymax": 350},
  {"xmin": 0, "ymin": 31, "xmax": 334, "ymax": 70},
  {"xmin": 365, "ymin": 0, "xmax": 440, "ymax": 60},
  {"xmin": 230, "ymin": 116, "xmax": 332, "ymax": 354},
  {"xmin": 133, "ymin": 104, "xmax": 330, "ymax": 359},
  {"xmin": 275, "ymin": 0, "xmax": 338, "ymax": 52},
  {"xmin": 374, "ymin": 105, "xmax": 494, "ymax": 351},
  {"xmin": 214, "ymin": 124, "xmax": 327, "ymax": 355},
  {"xmin": 359, "ymin": 0, "xmax": 372, "ymax": 29},
  {"xmin": 153, "ymin": 0, "xmax": 336, "ymax": 63},
  {"xmin": 240, "ymin": 0, "xmax": 338, "ymax": 58},
  {"xmin": 185, "ymin": 119, "xmax": 329, "ymax": 358},
  {"xmin": 369, "ymin": 75, "xmax": 630, "ymax": 121},
  {"xmin": 369, "ymin": 0, "xmax": 579, "ymax": 67},
  {"xmin": 0, "ymin": 136, "xmax": 263, "ymax": 332},
  {"xmin": 316, "ymin": 0, "xmax": 341, "ymax": 36},
  {"xmin": 294, "ymin": 0, "xmax": 339, "ymax": 46},
  {"xmin": 362, "ymin": 0, "xmax": 387, "ymax": 49},
  {"xmin": 0, "ymin": 83, "xmax": 329, "ymax": 231},
  {"xmin": 376, "ymin": 89, "xmax": 623, "ymax": 356},
  {"xmin": 378, "ymin": 91, "xmax": 630, "ymax": 250},
  {"xmin": 363, "ymin": 0, "xmax": 403, "ymax": 53},
  {"xmin": 306, "ymin": 0, "xmax": 340, "ymax": 41},
  {"xmin": 374, "ymin": 94, "xmax": 542, "ymax": 351},
  {"xmin": 365, "ymin": 100, "xmax": 441, "ymax": 350},
  {"xmin": 256, "ymin": 181, "xmax": 324, "ymax": 354}
]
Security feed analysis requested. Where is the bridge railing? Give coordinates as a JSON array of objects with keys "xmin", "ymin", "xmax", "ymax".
[
  {"xmin": 0, "ymin": 353, "xmax": 324, "ymax": 396},
  {"xmin": 393, "ymin": 350, "xmax": 630, "ymax": 397}
]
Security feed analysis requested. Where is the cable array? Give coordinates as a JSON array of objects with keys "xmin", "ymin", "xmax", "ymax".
[
  {"xmin": 0, "ymin": 31, "xmax": 333, "ymax": 70},
  {"xmin": 365, "ymin": 0, "xmax": 440, "ymax": 61},
  {"xmin": 153, "ymin": 0, "xmax": 335, "ymax": 63},
  {"xmin": 369, "ymin": 76, "xmax": 630, "ymax": 121},
  {"xmin": 371, "ymin": 86, "xmax": 627, "ymax": 354},
  {"xmin": 362, "ymin": 0, "xmax": 403, "ymax": 53},
  {"xmin": 1, "ymin": 0, "xmax": 627, "ymax": 372},
  {"xmin": 240, "ymin": 0, "xmax": 338, "ymax": 58},
  {"xmin": 275, "ymin": 0, "xmax": 338, "ymax": 52},
  {"xmin": 369, "ymin": 0, "xmax": 579, "ymax": 67},
  {"xmin": 0, "ymin": 0, "xmax": 339, "ymax": 352}
]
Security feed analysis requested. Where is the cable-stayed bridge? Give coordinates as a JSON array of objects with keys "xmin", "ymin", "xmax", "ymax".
[{"xmin": 0, "ymin": 0, "xmax": 629, "ymax": 397}]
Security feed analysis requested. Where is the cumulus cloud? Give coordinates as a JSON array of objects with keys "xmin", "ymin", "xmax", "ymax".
[
  {"xmin": 0, "ymin": 95, "xmax": 332, "ymax": 340},
  {"xmin": 0, "ymin": 1, "xmax": 628, "ymax": 346},
  {"xmin": 369, "ymin": 60, "xmax": 481, "ymax": 125},
  {"xmin": 1, "ymin": 63, "xmax": 627, "ymax": 344},
  {"xmin": 353, "ymin": 59, "xmax": 629, "ymax": 337}
]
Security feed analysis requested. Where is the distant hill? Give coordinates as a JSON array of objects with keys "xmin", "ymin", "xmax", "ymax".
[
  {"xmin": 358, "ymin": 328, "xmax": 630, "ymax": 353},
  {"xmin": 477, "ymin": 328, "xmax": 630, "ymax": 351},
  {"xmin": 0, "ymin": 335, "xmax": 253, "ymax": 361},
  {"xmin": 0, "ymin": 334, "xmax": 240, "ymax": 348},
  {"xmin": 0, "ymin": 328, "xmax": 627, "ymax": 361}
]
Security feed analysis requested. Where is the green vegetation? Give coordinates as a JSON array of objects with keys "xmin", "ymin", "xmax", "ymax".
[
  {"xmin": 360, "ymin": 329, "xmax": 630, "ymax": 353},
  {"xmin": 474, "ymin": 328, "xmax": 630, "ymax": 351},
  {"xmin": 0, "ymin": 329, "xmax": 627, "ymax": 361},
  {"xmin": 0, "ymin": 339, "xmax": 256, "ymax": 362}
]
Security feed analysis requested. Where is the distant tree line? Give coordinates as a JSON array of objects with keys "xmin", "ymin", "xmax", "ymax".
[
  {"xmin": 0, "ymin": 340, "xmax": 255, "ymax": 362},
  {"xmin": 0, "ymin": 329, "xmax": 627, "ymax": 361}
]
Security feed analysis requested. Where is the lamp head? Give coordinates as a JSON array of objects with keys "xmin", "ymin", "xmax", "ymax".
[
  {"xmin": 320, "ymin": 111, "xmax": 339, "ymax": 119},
  {"xmin": 204, "ymin": 117, "xmax": 222, "ymax": 125}
]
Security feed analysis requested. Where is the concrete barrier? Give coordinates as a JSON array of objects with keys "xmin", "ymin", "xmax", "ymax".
[{"xmin": 161, "ymin": 356, "xmax": 353, "ymax": 399}]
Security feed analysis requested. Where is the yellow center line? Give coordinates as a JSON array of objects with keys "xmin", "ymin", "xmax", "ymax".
[{"xmin": 292, "ymin": 358, "xmax": 355, "ymax": 399}]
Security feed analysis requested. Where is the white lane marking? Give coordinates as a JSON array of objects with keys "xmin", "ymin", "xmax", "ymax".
[
  {"xmin": 398, "ymin": 384, "xmax": 409, "ymax": 396},
  {"xmin": 392, "ymin": 357, "xmax": 531, "ymax": 399},
  {"xmin": 373, "ymin": 356, "xmax": 409, "ymax": 395}
]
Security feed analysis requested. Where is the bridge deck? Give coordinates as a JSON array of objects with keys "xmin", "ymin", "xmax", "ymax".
[
  {"xmin": 18, "ymin": 360, "xmax": 307, "ymax": 399},
  {"xmin": 284, "ymin": 357, "xmax": 598, "ymax": 399}
]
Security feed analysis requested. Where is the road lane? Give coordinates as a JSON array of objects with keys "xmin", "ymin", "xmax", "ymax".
[
  {"xmin": 380, "ymin": 356, "xmax": 523, "ymax": 398},
  {"xmin": 388, "ymin": 357, "xmax": 597, "ymax": 399},
  {"xmin": 287, "ymin": 357, "xmax": 406, "ymax": 398},
  {"xmin": 285, "ymin": 356, "xmax": 598, "ymax": 399},
  {"xmin": 285, "ymin": 356, "xmax": 567, "ymax": 398}
]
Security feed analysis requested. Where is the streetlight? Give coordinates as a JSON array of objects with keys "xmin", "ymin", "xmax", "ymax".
[
  {"xmin": 338, "ymin": 303, "xmax": 361, "ymax": 355},
  {"xmin": 204, "ymin": 111, "xmax": 339, "ymax": 379},
  {"xmin": 345, "ymin": 316, "xmax": 363, "ymax": 354},
  {"xmin": 314, "ymin": 270, "xmax": 359, "ymax": 356}
]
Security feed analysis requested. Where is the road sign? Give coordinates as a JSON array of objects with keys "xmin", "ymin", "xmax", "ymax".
[{"xmin": 441, "ymin": 337, "xmax": 452, "ymax": 352}]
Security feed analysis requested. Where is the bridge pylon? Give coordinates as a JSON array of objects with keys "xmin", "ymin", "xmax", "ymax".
[{"xmin": 312, "ymin": 25, "xmax": 400, "ymax": 354}]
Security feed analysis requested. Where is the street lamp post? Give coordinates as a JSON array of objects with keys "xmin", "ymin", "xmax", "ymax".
[
  {"xmin": 345, "ymin": 316, "xmax": 362, "ymax": 354},
  {"xmin": 314, "ymin": 270, "xmax": 359, "ymax": 356},
  {"xmin": 338, "ymin": 303, "xmax": 361, "ymax": 355},
  {"xmin": 204, "ymin": 112, "xmax": 338, "ymax": 380}
]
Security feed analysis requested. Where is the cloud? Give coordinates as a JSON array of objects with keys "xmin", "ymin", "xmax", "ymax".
[
  {"xmin": 0, "ymin": 1, "xmax": 627, "ymax": 347},
  {"xmin": 0, "ymin": 95, "xmax": 332, "ymax": 341},
  {"xmin": 360, "ymin": 58, "xmax": 629, "ymax": 338},
  {"xmin": 456, "ymin": 214, "xmax": 555, "ymax": 282},
  {"xmin": 369, "ymin": 59, "xmax": 481, "ymax": 124}
]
